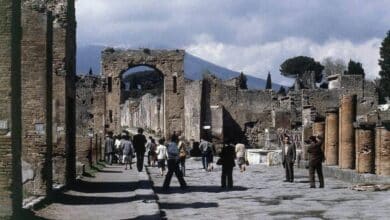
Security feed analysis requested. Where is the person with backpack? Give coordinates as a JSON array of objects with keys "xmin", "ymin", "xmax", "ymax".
[
  {"xmin": 162, "ymin": 135, "xmax": 187, "ymax": 190},
  {"xmin": 177, "ymin": 136, "xmax": 187, "ymax": 176},
  {"xmin": 121, "ymin": 134, "xmax": 134, "ymax": 170},
  {"xmin": 156, "ymin": 138, "xmax": 167, "ymax": 176}
]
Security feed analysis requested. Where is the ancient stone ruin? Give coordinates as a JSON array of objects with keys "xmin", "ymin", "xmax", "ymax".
[{"xmin": 0, "ymin": 0, "xmax": 390, "ymax": 219}]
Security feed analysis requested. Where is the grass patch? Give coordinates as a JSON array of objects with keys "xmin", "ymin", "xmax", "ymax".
[{"xmin": 82, "ymin": 161, "xmax": 107, "ymax": 177}]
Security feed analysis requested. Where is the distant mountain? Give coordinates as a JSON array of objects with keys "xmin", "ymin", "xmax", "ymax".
[{"xmin": 77, "ymin": 45, "xmax": 281, "ymax": 90}]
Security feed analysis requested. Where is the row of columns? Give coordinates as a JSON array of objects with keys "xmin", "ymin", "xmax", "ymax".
[{"xmin": 319, "ymin": 95, "xmax": 390, "ymax": 176}]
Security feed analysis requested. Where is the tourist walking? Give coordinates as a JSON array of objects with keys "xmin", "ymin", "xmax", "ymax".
[
  {"xmin": 307, "ymin": 135, "xmax": 325, "ymax": 188},
  {"xmin": 133, "ymin": 128, "xmax": 147, "ymax": 172},
  {"xmin": 281, "ymin": 135, "xmax": 296, "ymax": 182},
  {"xmin": 121, "ymin": 134, "xmax": 134, "ymax": 170},
  {"xmin": 219, "ymin": 143, "xmax": 236, "ymax": 189},
  {"xmin": 199, "ymin": 139, "xmax": 210, "ymax": 170},
  {"xmin": 149, "ymin": 138, "xmax": 157, "ymax": 167},
  {"xmin": 235, "ymin": 142, "xmax": 247, "ymax": 172},
  {"xmin": 156, "ymin": 138, "xmax": 167, "ymax": 176},
  {"xmin": 163, "ymin": 136, "xmax": 187, "ymax": 190},
  {"xmin": 114, "ymin": 134, "xmax": 122, "ymax": 164},
  {"xmin": 177, "ymin": 136, "xmax": 187, "ymax": 176},
  {"xmin": 206, "ymin": 142, "xmax": 215, "ymax": 172},
  {"xmin": 104, "ymin": 132, "xmax": 115, "ymax": 165}
]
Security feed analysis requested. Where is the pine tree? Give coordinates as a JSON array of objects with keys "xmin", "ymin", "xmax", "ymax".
[
  {"xmin": 346, "ymin": 60, "xmax": 365, "ymax": 76},
  {"xmin": 265, "ymin": 72, "xmax": 272, "ymax": 90},
  {"xmin": 379, "ymin": 30, "xmax": 390, "ymax": 102},
  {"xmin": 238, "ymin": 72, "xmax": 248, "ymax": 89},
  {"xmin": 88, "ymin": 67, "xmax": 93, "ymax": 75}
]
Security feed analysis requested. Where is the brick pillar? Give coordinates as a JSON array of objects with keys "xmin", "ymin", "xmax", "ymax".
[
  {"xmin": 21, "ymin": 7, "xmax": 53, "ymax": 197},
  {"xmin": 0, "ymin": 0, "xmax": 22, "ymax": 218},
  {"xmin": 375, "ymin": 126, "xmax": 390, "ymax": 176},
  {"xmin": 46, "ymin": 0, "xmax": 76, "ymax": 186},
  {"xmin": 355, "ymin": 126, "xmax": 375, "ymax": 173},
  {"xmin": 339, "ymin": 95, "xmax": 356, "ymax": 169},
  {"xmin": 325, "ymin": 108, "xmax": 338, "ymax": 165}
]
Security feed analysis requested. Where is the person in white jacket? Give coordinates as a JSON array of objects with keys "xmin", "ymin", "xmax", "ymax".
[{"xmin": 155, "ymin": 139, "xmax": 167, "ymax": 176}]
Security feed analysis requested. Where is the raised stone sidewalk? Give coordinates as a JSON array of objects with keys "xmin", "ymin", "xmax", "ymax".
[{"xmin": 32, "ymin": 163, "xmax": 160, "ymax": 220}]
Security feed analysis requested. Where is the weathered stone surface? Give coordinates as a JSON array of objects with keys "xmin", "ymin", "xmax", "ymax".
[
  {"xmin": 376, "ymin": 126, "xmax": 390, "ymax": 176},
  {"xmin": 102, "ymin": 49, "xmax": 185, "ymax": 138},
  {"xmin": 355, "ymin": 127, "xmax": 375, "ymax": 174},
  {"xmin": 184, "ymin": 80, "xmax": 202, "ymax": 141},
  {"xmin": 339, "ymin": 95, "xmax": 356, "ymax": 169},
  {"xmin": 21, "ymin": 6, "xmax": 53, "ymax": 197},
  {"xmin": 325, "ymin": 108, "xmax": 339, "ymax": 165}
]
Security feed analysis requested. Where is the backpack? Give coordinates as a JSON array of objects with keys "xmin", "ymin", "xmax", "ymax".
[
  {"xmin": 178, "ymin": 141, "xmax": 187, "ymax": 159},
  {"xmin": 167, "ymin": 142, "xmax": 179, "ymax": 157}
]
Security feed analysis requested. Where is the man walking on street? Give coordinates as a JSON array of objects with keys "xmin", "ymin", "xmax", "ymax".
[
  {"xmin": 133, "ymin": 128, "xmax": 147, "ymax": 172},
  {"xmin": 308, "ymin": 135, "xmax": 325, "ymax": 188},
  {"xmin": 163, "ymin": 135, "xmax": 187, "ymax": 190},
  {"xmin": 105, "ymin": 132, "xmax": 115, "ymax": 165},
  {"xmin": 199, "ymin": 139, "xmax": 209, "ymax": 170}
]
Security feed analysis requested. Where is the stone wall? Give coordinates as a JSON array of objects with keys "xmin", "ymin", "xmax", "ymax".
[
  {"xmin": 184, "ymin": 80, "xmax": 202, "ymax": 141},
  {"xmin": 21, "ymin": 6, "xmax": 53, "ymax": 197},
  {"xmin": 102, "ymin": 49, "xmax": 185, "ymax": 138},
  {"xmin": 75, "ymin": 75, "xmax": 105, "ymax": 166}
]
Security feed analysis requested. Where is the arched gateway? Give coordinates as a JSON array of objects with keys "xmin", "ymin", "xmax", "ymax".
[{"xmin": 102, "ymin": 48, "xmax": 185, "ymax": 138}]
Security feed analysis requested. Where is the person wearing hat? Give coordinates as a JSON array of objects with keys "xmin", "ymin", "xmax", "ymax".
[{"xmin": 307, "ymin": 135, "xmax": 325, "ymax": 188}]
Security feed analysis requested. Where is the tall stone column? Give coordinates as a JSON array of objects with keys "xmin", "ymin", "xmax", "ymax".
[
  {"xmin": 21, "ymin": 5, "xmax": 53, "ymax": 197},
  {"xmin": 0, "ymin": 0, "xmax": 22, "ymax": 218},
  {"xmin": 355, "ymin": 125, "xmax": 375, "ymax": 174},
  {"xmin": 325, "ymin": 108, "xmax": 338, "ymax": 165},
  {"xmin": 339, "ymin": 95, "xmax": 356, "ymax": 169},
  {"xmin": 375, "ymin": 126, "xmax": 390, "ymax": 176}
]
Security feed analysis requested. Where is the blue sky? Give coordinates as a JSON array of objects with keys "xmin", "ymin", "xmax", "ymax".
[{"xmin": 76, "ymin": 0, "xmax": 390, "ymax": 85}]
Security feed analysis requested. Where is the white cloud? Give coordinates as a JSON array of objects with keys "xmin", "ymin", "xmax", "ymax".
[{"xmin": 186, "ymin": 37, "xmax": 381, "ymax": 86}]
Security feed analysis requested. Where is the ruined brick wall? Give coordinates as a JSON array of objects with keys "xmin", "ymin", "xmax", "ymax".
[
  {"xmin": 102, "ymin": 49, "xmax": 185, "ymax": 138},
  {"xmin": 184, "ymin": 80, "xmax": 202, "ymax": 141},
  {"xmin": 75, "ymin": 75, "xmax": 105, "ymax": 166},
  {"xmin": 21, "ymin": 5, "xmax": 53, "ymax": 197},
  {"xmin": 375, "ymin": 126, "xmax": 390, "ymax": 176}
]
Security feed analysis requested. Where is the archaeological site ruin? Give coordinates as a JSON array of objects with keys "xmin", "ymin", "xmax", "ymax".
[{"xmin": 0, "ymin": 0, "xmax": 389, "ymax": 219}]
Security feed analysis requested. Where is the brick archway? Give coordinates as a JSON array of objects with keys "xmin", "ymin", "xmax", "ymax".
[{"xmin": 102, "ymin": 49, "xmax": 185, "ymax": 138}]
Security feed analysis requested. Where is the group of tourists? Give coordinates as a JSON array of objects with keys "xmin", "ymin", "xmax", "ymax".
[{"xmin": 105, "ymin": 127, "xmax": 325, "ymax": 190}]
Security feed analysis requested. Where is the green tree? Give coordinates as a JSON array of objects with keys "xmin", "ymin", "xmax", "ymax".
[
  {"xmin": 238, "ymin": 72, "xmax": 248, "ymax": 89},
  {"xmin": 280, "ymin": 56, "xmax": 324, "ymax": 83},
  {"xmin": 379, "ymin": 30, "xmax": 390, "ymax": 102},
  {"xmin": 265, "ymin": 72, "xmax": 272, "ymax": 90},
  {"xmin": 88, "ymin": 67, "xmax": 93, "ymax": 75},
  {"xmin": 346, "ymin": 60, "xmax": 365, "ymax": 76}
]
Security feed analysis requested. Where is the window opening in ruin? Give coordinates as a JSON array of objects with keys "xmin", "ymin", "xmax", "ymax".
[
  {"xmin": 108, "ymin": 77, "xmax": 112, "ymax": 92},
  {"xmin": 173, "ymin": 76, "xmax": 177, "ymax": 93},
  {"xmin": 109, "ymin": 110, "xmax": 113, "ymax": 123}
]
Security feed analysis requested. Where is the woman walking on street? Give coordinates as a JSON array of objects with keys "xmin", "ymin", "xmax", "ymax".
[
  {"xmin": 177, "ymin": 136, "xmax": 187, "ymax": 176},
  {"xmin": 235, "ymin": 142, "xmax": 247, "ymax": 172}
]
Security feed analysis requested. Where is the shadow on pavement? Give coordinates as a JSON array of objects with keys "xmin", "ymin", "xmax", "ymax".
[
  {"xmin": 159, "ymin": 202, "xmax": 219, "ymax": 209},
  {"xmin": 70, "ymin": 179, "xmax": 138, "ymax": 193},
  {"xmin": 51, "ymin": 193, "xmax": 138, "ymax": 205},
  {"xmin": 154, "ymin": 185, "xmax": 248, "ymax": 194},
  {"xmin": 126, "ymin": 214, "xmax": 161, "ymax": 220}
]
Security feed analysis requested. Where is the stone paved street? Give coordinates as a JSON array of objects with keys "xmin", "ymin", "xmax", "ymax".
[
  {"xmin": 34, "ymin": 165, "xmax": 147, "ymax": 220},
  {"xmin": 148, "ymin": 158, "xmax": 390, "ymax": 220}
]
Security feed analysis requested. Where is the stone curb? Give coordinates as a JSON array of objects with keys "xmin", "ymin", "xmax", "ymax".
[
  {"xmin": 300, "ymin": 161, "xmax": 390, "ymax": 184},
  {"xmin": 135, "ymin": 166, "xmax": 161, "ymax": 220}
]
